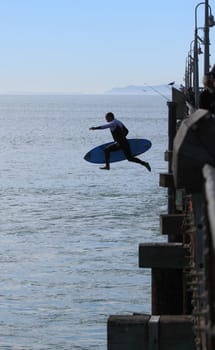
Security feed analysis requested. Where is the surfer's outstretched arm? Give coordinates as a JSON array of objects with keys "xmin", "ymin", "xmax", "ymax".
[
  {"xmin": 90, "ymin": 120, "xmax": 115, "ymax": 131},
  {"xmin": 89, "ymin": 126, "xmax": 102, "ymax": 130}
]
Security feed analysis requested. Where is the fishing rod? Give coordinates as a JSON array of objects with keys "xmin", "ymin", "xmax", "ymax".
[{"xmin": 143, "ymin": 82, "xmax": 175, "ymax": 101}]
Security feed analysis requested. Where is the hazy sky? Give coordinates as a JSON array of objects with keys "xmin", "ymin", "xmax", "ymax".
[{"xmin": 0, "ymin": 0, "xmax": 214, "ymax": 94}]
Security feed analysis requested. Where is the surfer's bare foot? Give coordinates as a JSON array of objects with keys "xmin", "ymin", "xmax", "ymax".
[
  {"xmin": 100, "ymin": 165, "xmax": 110, "ymax": 170},
  {"xmin": 142, "ymin": 161, "xmax": 151, "ymax": 172}
]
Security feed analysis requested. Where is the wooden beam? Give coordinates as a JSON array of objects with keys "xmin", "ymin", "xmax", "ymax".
[
  {"xmin": 159, "ymin": 315, "xmax": 195, "ymax": 349},
  {"xmin": 107, "ymin": 315, "xmax": 150, "ymax": 350},
  {"xmin": 160, "ymin": 213, "xmax": 185, "ymax": 241},
  {"xmin": 107, "ymin": 314, "xmax": 195, "ymax": 350},
  {"xmin": 139, "ymin": 243, "xmax": 187, "ymax": 269},
  {"xmin": 159, "ymin": 173, "xmax": 174, "ymax": 188}
]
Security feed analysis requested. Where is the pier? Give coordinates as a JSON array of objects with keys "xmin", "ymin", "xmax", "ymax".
[
  {"xmin": 107, "ymin": 1, "xmax": 215, "ymax": 348},
  {"xmin": 107, "ymin": 87, "xmax": 215, "ymax": 350}
]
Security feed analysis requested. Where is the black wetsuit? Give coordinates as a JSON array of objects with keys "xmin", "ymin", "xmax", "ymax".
[{"xmin": 99, "ymin": 119, "xmax": 146, "ymax": 167}]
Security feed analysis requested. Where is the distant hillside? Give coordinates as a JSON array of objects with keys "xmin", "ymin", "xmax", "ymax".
[{"xmin": 105, "ymin": 84, "xmax": 175, "ymax": 96}]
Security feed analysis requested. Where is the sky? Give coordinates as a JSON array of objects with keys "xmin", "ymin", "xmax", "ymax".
[{"xmin": 0, "ymin": 0, "xmax": 214, "ymax": 94}]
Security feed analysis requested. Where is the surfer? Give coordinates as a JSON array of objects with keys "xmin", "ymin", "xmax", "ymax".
[{"xmin": 89, "ymin": 112, "xmax": 151, "ymax": 171}]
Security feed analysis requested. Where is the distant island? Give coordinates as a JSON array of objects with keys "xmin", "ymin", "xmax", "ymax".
[
  {"xmin": 105, "ymin": 84, "xmax": 176, "ymax": 96},
  {"xmin": 0, "ymin": 83, "xmax": 178, "ymax": 96}
]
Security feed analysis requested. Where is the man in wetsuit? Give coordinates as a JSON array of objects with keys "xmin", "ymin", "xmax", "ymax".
[{"xmin": 90, "ymin": 112, "xmax": 151, "ymax": 171}]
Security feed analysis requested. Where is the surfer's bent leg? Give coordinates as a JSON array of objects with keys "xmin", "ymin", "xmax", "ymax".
[
  {"xmin": 100, "ymin": 143, "xmax": 120, "ymax": 170},
  {"xmin": 122, "ymin": 141, "xmax": 151, "ymax": 172}
]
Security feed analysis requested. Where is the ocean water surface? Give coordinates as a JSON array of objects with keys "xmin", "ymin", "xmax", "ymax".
[{"xmin": 0, "ymin": 94, "xmax": 168, "ymax": 349}]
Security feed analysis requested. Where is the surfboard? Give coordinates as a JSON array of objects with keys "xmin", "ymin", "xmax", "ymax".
[{"xmin": 84, "ymin": 138, "xmax": 152, "ymax": 164}]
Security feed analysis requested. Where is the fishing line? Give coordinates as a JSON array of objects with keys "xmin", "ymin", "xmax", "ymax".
[{"xmin": 143, "ymin": 82, "xmax": 175, "ymax": 101}]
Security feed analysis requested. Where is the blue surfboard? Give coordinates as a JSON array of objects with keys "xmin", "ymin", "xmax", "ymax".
[{"xmin": 84, "ymin": 138, "xmax": 152, "ymax": 164}]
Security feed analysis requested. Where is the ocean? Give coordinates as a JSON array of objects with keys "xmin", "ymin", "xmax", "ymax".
[{"xmin": 0, "ymin": 94, "xmax": 168, "ymax": 349}]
